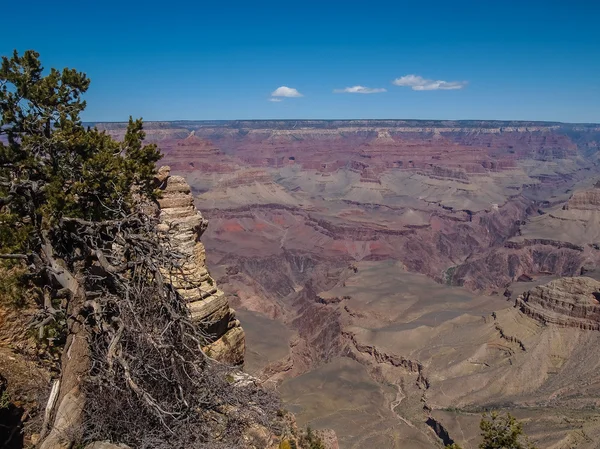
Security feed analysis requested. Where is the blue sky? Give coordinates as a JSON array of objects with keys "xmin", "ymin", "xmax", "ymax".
[{"xmin": 2, "ymin": 0, "xmax": 599, "ymax": 122}]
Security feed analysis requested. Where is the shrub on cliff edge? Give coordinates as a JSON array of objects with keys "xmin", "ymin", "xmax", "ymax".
[{"xmin": 446, "ymin": 412, "xmax": 537, "ymax": 449}]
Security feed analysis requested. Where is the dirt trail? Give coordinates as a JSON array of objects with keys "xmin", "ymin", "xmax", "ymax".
[{"xmin": 390, "ymin": 380, "xmax": 417, "ymax": 429}]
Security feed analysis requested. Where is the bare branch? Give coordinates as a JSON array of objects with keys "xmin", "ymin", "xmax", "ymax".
[
  {"xmin": 0, "ymin": 253, "xmax": 28, "ymax": 260},
  {"xmin": 95, "ymin": 249, "xmax": 128, "ymax": 274}
]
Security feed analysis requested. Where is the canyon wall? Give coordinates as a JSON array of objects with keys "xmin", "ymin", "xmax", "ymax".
[{"xmin": 451, "ymin": 185, "xmax": 600, "ymax": 290}]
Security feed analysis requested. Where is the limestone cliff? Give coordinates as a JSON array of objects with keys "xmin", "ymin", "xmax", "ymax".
[
  {"xmin": 156, "ymin": 166, "xmax": 245, "ymax": 365},
  {"xmin": 516, "ymin": 276, "xmax": 600, "ymax": 330}
]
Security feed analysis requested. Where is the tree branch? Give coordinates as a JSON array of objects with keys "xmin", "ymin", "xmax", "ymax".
[
  {"xmin": 0, "ymin": 253, "xmax": 28, "ymax": 260},
  {"xmin": 95, "ymin": 249, "xmax": 128, "ymax": 274}
]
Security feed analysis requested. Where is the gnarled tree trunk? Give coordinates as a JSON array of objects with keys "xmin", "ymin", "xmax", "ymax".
[{"xmin": 38, "ymin": 242, "xmax": 90, "ymax": 449}]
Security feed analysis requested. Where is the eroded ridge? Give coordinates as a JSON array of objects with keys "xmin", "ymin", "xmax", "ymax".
[{"xmin": 517, "ymin": 276, "xmax": 600, "ymax": 330}]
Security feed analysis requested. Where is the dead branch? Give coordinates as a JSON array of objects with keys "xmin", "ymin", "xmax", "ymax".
[
  {"xmin": 5, "ymin": 201, "xmax": 281, "ymax": 449},
  {"xmin": 0, "ymin": 253, "xmax": 28, "ymax": 260}
]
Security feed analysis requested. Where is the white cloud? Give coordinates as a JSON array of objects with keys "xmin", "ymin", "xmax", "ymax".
[
  {"xmin": 271, "ymin": 86, "xmax": 303, "ymax": 97},
  {"xmin": 333, "ymin": 85, "xmax": 387, "ymax": 94},
  {"xmin": 392, "ymin": 74, "xmax": 467, "ymax": 91},
  {"xmin": 269, "ymin": 98, "xmax": 282, "ymax": 102}
]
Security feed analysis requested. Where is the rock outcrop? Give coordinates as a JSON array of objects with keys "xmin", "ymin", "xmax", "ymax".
[
  {"xmin": 156, "ymin": 166, "xmax": 245, "ymax": 365},
  {"xmin": 154, "ymin": 168, "xmax": 338, "ymax": 448},
  {"xmin": 565, "ymin": 186, "xmax": 600, "ymax": 210},
  {"xmin": 517, "ymin": 277, "xmax": 600, "ymax": 330}
]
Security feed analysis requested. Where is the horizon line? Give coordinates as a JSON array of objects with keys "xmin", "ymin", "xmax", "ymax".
[{"xmin": 83, "ymin": 118, "xmax": 600, "ymax": 126}]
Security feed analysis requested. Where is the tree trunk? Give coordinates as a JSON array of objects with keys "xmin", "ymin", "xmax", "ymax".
[
  {"xmin": 38, "ymin": 240, "xmax": 91, "ymax": 449},
  {"xmin": 38, "ymin": 318, "xmax": 90, "ymax": 449}
]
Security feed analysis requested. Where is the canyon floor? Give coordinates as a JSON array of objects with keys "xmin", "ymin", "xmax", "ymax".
[
  {"xmin": 101, "ymin": 119, "xmax": 600, "ymax": 448},
  {"xmin": 244, "ymin": 264, "xmax": 600, "ymax": 448}
]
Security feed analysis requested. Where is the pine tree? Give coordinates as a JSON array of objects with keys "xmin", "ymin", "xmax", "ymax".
[
  {"xmin": 479, "ymin": 412, "xmax": 537, "ymax": 449},
  {"xmin": 0, "ymin": 49, "xmax": 161, "ymax": 251},
  {"xmin": 445, "ymin": 412, "xmax": 537, "ymax": 449},
  {"xmin": 1, "ymin": 50, "xmax": 279, "ymax": 449}
]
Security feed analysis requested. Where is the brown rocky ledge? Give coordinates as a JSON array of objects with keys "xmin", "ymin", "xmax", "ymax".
[
  {"xmin": 156, "ymin": 166, "xmax": 245, "ymax": 365},
  {"xmin": 565, "ymin": 187, "xmax": 600, "ymax": 210},
  {"xmin": 516, "ymin": 277, "xmax": 600, "ymax": 330}
]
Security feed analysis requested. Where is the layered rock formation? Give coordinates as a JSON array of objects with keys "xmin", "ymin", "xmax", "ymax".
[
  {"xmin": 517, "ymin": 276, "xmax": 600, "ymax": 330},
  {"xmin": 96, "ymin": 120, "xmax": 591, "ymax": 192},
  {"xmin": 565, "ymin": 186, "xmax": 600, "ymax": 210},
  {"xmin": 156, "ymin": 166, "xmax": 245, "ymax": 365},
  {"xmin": 451, "ymin": 185, "xmax": 600, "ymax": 290}
]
